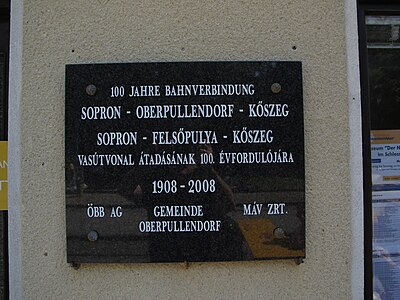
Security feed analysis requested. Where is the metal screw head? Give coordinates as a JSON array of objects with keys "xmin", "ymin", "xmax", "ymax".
[
  {"xmin": 271, "ymin": 83, "xmax": 281, "ymax": 94},
  {"xmin": 273, "ymin": 227, "xmax": 285, "ymax": 239},
  {"xmin": 87, "ymin": 230, "xmax": 98, "ymax": 242},
  {"xmin": 86, "ymin": 84, "xmax": 97, "ymax": 96}
]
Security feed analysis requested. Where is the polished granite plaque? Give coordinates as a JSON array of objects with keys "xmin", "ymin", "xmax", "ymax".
[{"xmin": 65, "ymin": 61, "xmax": 305, "ymax": 263}]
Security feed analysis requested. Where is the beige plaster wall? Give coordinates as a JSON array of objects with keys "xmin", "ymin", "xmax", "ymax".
[{"xmin": 9, "ymin": 0, "xmax": 357, "ymax": 299}]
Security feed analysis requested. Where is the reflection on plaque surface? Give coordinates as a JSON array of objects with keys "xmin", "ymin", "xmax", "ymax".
[{"xmin": 65, "ymin": 61, "xmax": 305, "ymax": 263}]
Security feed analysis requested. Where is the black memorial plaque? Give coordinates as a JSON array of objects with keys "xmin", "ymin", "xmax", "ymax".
[{"xmin": 65, "ymin": 61, "xmax": 305, "ymax": 263}]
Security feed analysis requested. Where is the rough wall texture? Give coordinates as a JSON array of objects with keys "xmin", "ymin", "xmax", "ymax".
[{"xmin": 10, "ymin": 0, "xmax": 353, "ymax": 299}]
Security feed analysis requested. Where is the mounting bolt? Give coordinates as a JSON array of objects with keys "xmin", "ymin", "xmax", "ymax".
[
  {"xmin": 86, "ymin": 84, "xmax": 97, "ymax": 96},
  {"xmin": 271, "ymin": 83, "xmax": 281, "ymax": 94},
  {"xmin": 273, "ymin": 227, "xmax": 285, "ymax": 239},
  {"xmin": 87, "ymin": 230, "xmax": 98, "ymax": 242}
]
